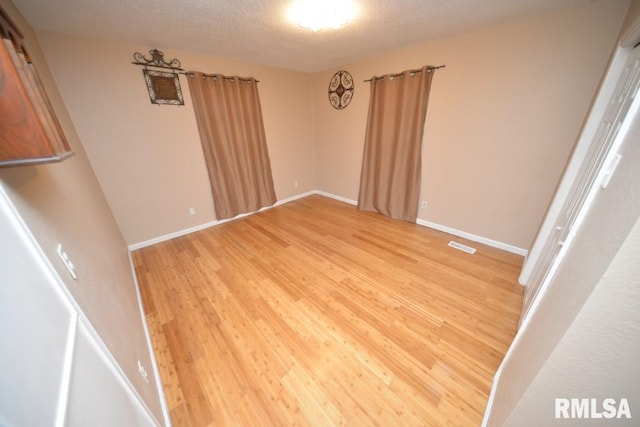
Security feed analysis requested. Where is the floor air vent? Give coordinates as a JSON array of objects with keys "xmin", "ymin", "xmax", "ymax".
[{"xmin": 448, "ymin": 241, "xmax": 477, "ymax": 254}]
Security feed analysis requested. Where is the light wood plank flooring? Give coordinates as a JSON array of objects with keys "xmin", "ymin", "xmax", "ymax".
[{"xmin": 133, "ymin": 195, "xmax": 523, "ymax": 426}]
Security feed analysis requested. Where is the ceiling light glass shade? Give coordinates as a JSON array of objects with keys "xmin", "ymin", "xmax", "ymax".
[{"xmin": 289, "ymin": 0, "xmax": 356, "ymax": 31}]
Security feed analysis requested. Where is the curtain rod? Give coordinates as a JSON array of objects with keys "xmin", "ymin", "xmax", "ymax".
[
  {"xmin": 181, "ymin": 71, "xmax": 259, "ymax": 83},
  {"xmin": 364, "ymin": 65, "xmax": 445, "ymax": 82}
]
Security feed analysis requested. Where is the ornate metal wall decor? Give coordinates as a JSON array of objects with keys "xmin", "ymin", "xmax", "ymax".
[
  {"xmin": 328, "ymin": 70, "xmax": 354, "ymax": 110},
  {"xmin": 132, "ymin": 49, "xmax": 184, "ymax": 105},
  {"xmin": 141, "ymin": 69, "xmax": 183, "ymax": 105}
]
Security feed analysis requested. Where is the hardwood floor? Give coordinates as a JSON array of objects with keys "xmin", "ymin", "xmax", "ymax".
[{"xmin": 133, "ymin": 195, "xmax": 523, "ymax": 426}]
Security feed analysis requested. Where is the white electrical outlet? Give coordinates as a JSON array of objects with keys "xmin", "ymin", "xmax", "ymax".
[
  {"xmin": 188, "ymin": 207, "xmax": 196, "ymax": 216},
  {"xmin": 294, "ymin": 181, "xmax": 299, "ymax": 188},
  {"xmin": 421, "ymin": 201, "xmax": 428, "ymax": 209},
  {"xmin": 56, "ymin": 244, "xmax": 77, "ymax": 280}
]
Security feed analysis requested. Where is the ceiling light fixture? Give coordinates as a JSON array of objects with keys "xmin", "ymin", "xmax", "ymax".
[{"xmin": 289, "ymin": 0, "xmax": 356, "ymax": 32}]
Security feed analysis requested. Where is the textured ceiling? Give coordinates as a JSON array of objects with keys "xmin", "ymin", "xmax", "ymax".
[{"xmin": 13, "ymin": 0, "xmax": 588, "ymax": 72}]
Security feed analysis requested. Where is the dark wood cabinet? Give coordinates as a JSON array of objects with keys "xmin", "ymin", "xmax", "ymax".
[{"xmin": 0, "ymin": 7, "xmax": 72, "ymax": 167}]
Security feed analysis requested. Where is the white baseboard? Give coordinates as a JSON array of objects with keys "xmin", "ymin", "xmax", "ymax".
[
  {"xmin": 416, "ymin": 218, "xmax": 528, "ymax": 256},
  {"xmin": 314, "ymin": 190, "xmax": 358, "ymax": 206},
  {"xmin": 127, "ymin": 252, "xmax": 172, "ymax": 427},
  {"xmin": 128, "ymin": 220, "xmax": 218, "ymax": 251},
  {"xmin": 129, "ymin": 189, "xmax": 527, "ymax": 257},
  {"xmin": 279, "ymin": 190, "xmax": 317, "ymax": 205},
  {"xmin": 128, "ymin": 191, "xmax": 316, "ymax": 251},
  {"xmin": 316, "ymin": 190, "xmax": 527, "ymax": 256}
]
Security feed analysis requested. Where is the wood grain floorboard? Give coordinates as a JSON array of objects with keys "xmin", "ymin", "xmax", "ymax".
[{"xmin": 133, "ymin": 195, "xmax": 523, "ymax": 426}]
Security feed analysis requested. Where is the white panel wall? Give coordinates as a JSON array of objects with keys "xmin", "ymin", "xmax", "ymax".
[
  {"xmin": 0, "ymin": 186, "xmax": 159, "ymax": 427},
  {"xmin": 66, "ymin": 321, "xmax": 157, "ymax": 426},
  {"xmin": 0, "ymin": 187, "xmax": 76, "ymax": 426}
]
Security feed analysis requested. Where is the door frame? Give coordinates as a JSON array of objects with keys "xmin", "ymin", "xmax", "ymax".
[
  {"xmin": 482, "ymin": 14, "xmax": 640, "ymax": 427},
  {"xmin": 517, "ymin": 21, "xmax": 640, "ymax": 323}
]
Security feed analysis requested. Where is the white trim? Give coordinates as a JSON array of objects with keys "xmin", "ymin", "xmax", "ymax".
[
  {"xmin": 128, "ymin": 191, "xmax": 316, "ymax": 250},
  {"xmin": 482, "ymin": 19, "xmax": 640, "ymax": 427},
  {"xmin": 317, "ymin": 190, "xmax": 527, "ymax": 255},
  {"xmin": 55, "ymin": 313, "xmax": 78, "ymax": 427},
  {"xmin": 620, "ymin": 14, "xmax": 640, "ymax": 47},
  {"xmin": 128, "ymin": 217, "xmax": 234, "ymax": 250},
  {"xmin": 275, "ymin": 190, "xmax": 317, "ymax": 206},
  {"xmin": 76, "ymin": 318, "xmax": 159, "ymax": 427},
  {"xmin": 517, "ymin": 67, "xmax": 640, "ymax": 343},
  {"xmin": 316, "ymin": 190, "xmax": 526, "ymax": 255},
  {"xmin": 1, "ymin": 185, "xmax": 79, "ymax": 425},
  {"xmin": 68, "ymin": 316, "xmax": 162, "ymax": 425},
  {"xmin": 518, "ymin": 45, "xmax": 631, "ymax": 285},
  {"xmin": 128, "ymin": 252, "xmax": 172, "ymax": 427},
  {"xmin": 0, "ymin": 184, "xmax": 163, "ymax": 427},
  {"xmin": 417, "ymin": 219, "xmax": 527, "ymax": 256},
  {"xmin": 314, "ymin": 190, "xmax": 357, "ymax": 206},
  {"xmin": 129, "ymin": 189, "xmax": 526, "ymax": 257}
]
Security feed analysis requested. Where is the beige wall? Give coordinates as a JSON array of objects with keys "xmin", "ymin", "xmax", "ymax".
[
  {"xmin": 2, "ymin": 1, "xmax": 633, "ymax": 424},
  {"xmin": 35, "ymin": 1, "xmax": 628, "ymax": 250},
  {"xmin": 36, "ymin": 33, "xmax": 315, "ymax": 245},
  {"xmin": 311, "ymin": 0, "xmax": 629, "ymax": 250},
  {"xmin": 0, "ymin": 0, "xmax": 163, "ymax": 423}
]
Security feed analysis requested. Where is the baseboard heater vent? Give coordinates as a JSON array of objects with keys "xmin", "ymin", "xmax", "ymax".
[{"xmin": 448, "ymin": 241, "xmax": 477, "ymax": 254}]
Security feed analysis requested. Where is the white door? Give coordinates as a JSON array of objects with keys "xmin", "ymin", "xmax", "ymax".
[{"xmin": 519, "ymin": 44, "xmax": 640, "ymax": 324}]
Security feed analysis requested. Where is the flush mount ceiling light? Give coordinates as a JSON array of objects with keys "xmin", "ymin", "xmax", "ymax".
[{"xmin": 289, "ymin": 0, "xmax": 356, "ymax": 32}]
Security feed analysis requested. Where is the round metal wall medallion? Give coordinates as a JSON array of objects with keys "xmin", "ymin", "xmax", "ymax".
[{"xmin": 328, "ymin": 70, "xmax": 354, "ymax": 110}]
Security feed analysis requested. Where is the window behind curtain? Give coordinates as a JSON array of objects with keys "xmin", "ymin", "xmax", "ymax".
[
  {"xmin": 187, "ymin": 72, "xmax": 276, "ymax": 220},
  {"xmin": 358, "ymin": 66, "xmax": 435, "ymax": 222}
]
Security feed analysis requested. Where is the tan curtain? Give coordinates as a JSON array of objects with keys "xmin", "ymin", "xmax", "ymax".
[
  {"xmin": 357, "ymin": 66, "xmax": 435, "ymax": 222},
  {"xmin": 187, "ymin": 72, "xmax": 276, "ymax": 220}
]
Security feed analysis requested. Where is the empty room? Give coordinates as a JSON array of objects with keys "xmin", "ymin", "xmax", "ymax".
[{"xmin": 1, "ymin": 0, "xmax": 639, "ymax": 426}]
